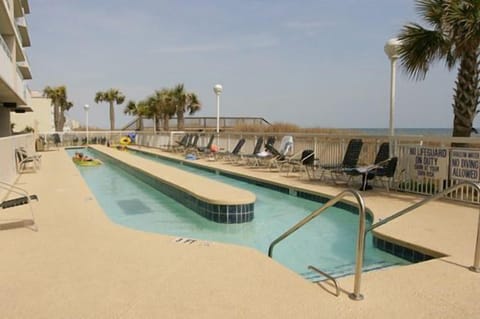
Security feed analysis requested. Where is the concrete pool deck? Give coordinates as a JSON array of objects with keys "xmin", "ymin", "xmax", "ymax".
[{"xmin": 0, "ymin": 146, "xmax": 479, "ymax": 318}]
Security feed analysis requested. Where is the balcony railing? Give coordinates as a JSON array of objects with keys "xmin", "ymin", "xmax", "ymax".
[
  {"xmin": 0, "ymin": 35, "xmax": 12, "ymax": 60},
  {"xmin": 13, "ymin": 20, "xmax": 23, "ymax": 44},
  {"xmin": 3, "ymin": 0, "xmax": 11, "ymax": 11},
  {"xmin": 16, "ymin": 65, "xmax": 23, "ymax": 80}
]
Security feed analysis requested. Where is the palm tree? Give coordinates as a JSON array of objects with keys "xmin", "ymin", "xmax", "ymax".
[
  {"xmin": 149, "ymin": 89, "xmax": 176, "ymax": 131},
  {"xmin": 397, "ymin": 0, "xmax": 480, "ymax": 137},
  {"xmin": 43, "ymin": 85, "xmax": 73, "ymax": 132},
  {"xmin": 94, "ymin": 89, "xmax": 125, "ymax": 130},
  {"xmin": 170, "ymin": 84, "xmax": 202, "ymax": 130},
  {"xmin": 124, "ymin": 100, "xmax": 147, "ymax": 130},
  {"xmin": 155, "ymin": 89, "xmax": 176, "ymax": 131}
]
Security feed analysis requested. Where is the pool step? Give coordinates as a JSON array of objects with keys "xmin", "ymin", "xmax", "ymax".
[
  {"xmin": 173, "ymin": 237, "xmax": 211, "ymax": 247},
  {"xmin": 300, "ymin": 260, "xmax": 402, "ymax": 282}
]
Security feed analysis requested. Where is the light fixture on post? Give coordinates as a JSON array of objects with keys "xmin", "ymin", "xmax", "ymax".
[
  {"xmin": 384, "ymin": 37, "xmax": 402, "ymax": 157},
  {"xmin": 213, "ymin": 84, "xmax": 223, "ymax": 134},
  {"xmin": 84, "ymin": 104, "xmax": 89, "ymax": 145}
]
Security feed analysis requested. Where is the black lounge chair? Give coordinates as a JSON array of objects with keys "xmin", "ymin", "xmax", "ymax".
[
  {"xmin": 320, "ymin": 139, "xmax": 363, "ymax": 181},
  {"xmin": 219, "ymin": 138, "xmax": 246, "ymax": 162},
  {"xmin": 343, "ymin": 143, "xmax": 397, "ymax": 191},
  {"xmin": 184, "ymin": 134, "xmax": 199, "ymax": 153},
  {"xmin": 196, "ymin": 134, "xmax": 215, "ymax": 155},
  {"xmin": 52, "ymin": 133, "xmax": 61, "ymax": 147},
  {"xmin": 366, "ymin": 157, "xmax": 398, "ymax": 191},
  {"xmin": 1, "ymin": 194, "xmax": 38, "ymax": 208},
  {"xmin": 264, "ymin": 136, "xmax": 294, "ymax": 170},
  {"xmin": 239, "ymin": 137, "xmax": 265, "ymax": 166},
  {"xmin": 277, "ymin": 149, "xmax": 316, "ymax": 178},
  {"xmin": 1, "ymin": 181, "xmax": 38, "ymax": 231},
  {"xmin": 171, "ymin": 134, "xmax": 190, "ymax": 152},
  {"xmin": 246, "ymin": 136, "xmax": 280, "ymax": 167}
]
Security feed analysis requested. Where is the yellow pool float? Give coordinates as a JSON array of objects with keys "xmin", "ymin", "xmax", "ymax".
[
  {"xmin": 120, "ymin": 136, "xmax": 131, "ymax": 145},
  {"xmin": 72, "ymin": 157, "xmax": 102, "ymax": 166}
]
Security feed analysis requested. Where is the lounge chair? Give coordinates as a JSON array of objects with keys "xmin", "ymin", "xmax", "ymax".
[
  {"xmin": 184, "ymin": 134, "xmax": 199, "ymax": 153},
  {"xmin": 370, "ymin": 157, "xmax": 398, "ymax": 191},
  {"xmin": 218, "ymin": 138, "xmax": 246, "ymax": 162},
  {"xmin": 1, "ymin": 181, "xmax": 38, "ymax": 231},
  {"xmin": 52, "ymin": 133, "xmax": 61, "ymax": 147},
  {"xmin": 344, "ymin": 156, "xmax": 398, "ymax": 191},
  {"xmin": 280, "ymin": 149, "xmax": 316, "ymax": 179},
  {"xmin": 196, "ymin": 134, "xmax": 215, "ymax": 156},
  {"xmin": 237, "ymin": 137, "xmax": 264, "ymax": 165},
  {"xmin": 265, "ymin": 136, "xmax": 294, "ymax": 170},
  {"xmin": 341, "ymin": 143, "xmax": 394, "ymax": 190},
  {"xmin": 18, "ymin": 147, "xmax": 42, "ymax": 167},
  {"xmin": 319, "ymin": 139, "xmax": 363, "ymax": 181},
  {"xmin": 15, "ymin": 148, "xmax": 40, "ymax": 173},
  {"xmin": 247, "ymin": 136, "xmax": 278, "ymax": 167},
  {"xmin": 172, "ymin": 134, "xmax": 190, "ymax": 152}
]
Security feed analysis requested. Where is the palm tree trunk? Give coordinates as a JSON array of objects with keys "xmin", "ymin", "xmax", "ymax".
[
  {"xmin": 54, "ymin": 104, "xmax": 60, "ymax": 131},
  {"xmin": 59, "ymin": 110, "xmax": 66, "ymax": 131},
  {"xmin": 162, "ymin": 114, "xmax": 169, "ymax": 131},
  {"xmin": 109, "ymin": 101, "xmax": 115, "ymax": 131},
  {"xmin": 452, "ymin": 50, "xmax": 480, "ymax": 142},
  {"xmin": 177, "ymin": 109, "xmax": 184, "ymax": 130}
]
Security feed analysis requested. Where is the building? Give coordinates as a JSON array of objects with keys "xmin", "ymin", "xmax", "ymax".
[
  {"xmin": 11, "ymin": 90, "xmax": 54, "ymax": 133},
  {"xmin": 0, "ymin": 0, "xmax": 32, "ymax": 137}
]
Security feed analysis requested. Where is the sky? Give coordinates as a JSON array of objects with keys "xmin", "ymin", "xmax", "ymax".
[{"xmin": 26, "ymin": 0, "xmax": 461, "ymax": 129}]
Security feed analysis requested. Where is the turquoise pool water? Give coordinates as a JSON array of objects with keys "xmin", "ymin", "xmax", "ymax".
[{"xmin": 68, "ymin": 148, "xmax": 409, "ymax": 280}]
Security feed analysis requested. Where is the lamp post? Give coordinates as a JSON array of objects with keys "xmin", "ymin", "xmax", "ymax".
[
  {"xmin": 213, "ymin": 84, "xmax": 223, "ymax": 134},
  {"xmin": 84, "ymin": 104, "xmax": 89, "ymax": 145},
  {"xmin": 384, "ymin": 38, "xmax": 401, "ymax": 157}
]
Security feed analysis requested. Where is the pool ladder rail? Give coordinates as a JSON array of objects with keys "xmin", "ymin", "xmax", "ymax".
[{"xmin": 267, "ymin": 181, "xmax": 480, "ymax": 301}]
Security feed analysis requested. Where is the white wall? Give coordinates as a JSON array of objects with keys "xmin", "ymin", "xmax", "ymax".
[
  {"xmin": 0, "ymin": 133, "xmax": 35, "ymax": 199},
  {"xmin": 11, "ymin": 94, "xmax": 54, "ymax": 133}
]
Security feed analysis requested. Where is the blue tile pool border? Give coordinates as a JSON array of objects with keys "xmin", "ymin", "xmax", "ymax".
[
  {"xmin": 89, "ymin": 149, "xmax": 254, "ymax": 224},
  {"xmin": 372, "ymin": 237, "xmax": 434, "ymax": 263},
  {"xmin": 130, "ymin": 148, "xmax": 374, "ymax": 223}
]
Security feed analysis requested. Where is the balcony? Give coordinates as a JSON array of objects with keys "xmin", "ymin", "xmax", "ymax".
[
  {"xmin": 16, "ymin": 53, "xmax": 31, "ymax": 79},
  {"xmin": 0, "ymin": 0, "xmax": 15, "ymax": 35},
  {"xmin": 0, "ymin": 64, "xmax": 27, "ymax": 106},
  {"xmin": 0, "ymin": 35, "xmax": 12, "ymax": 60},
  {"xmin": 21, "ymin": 0, "xmax": 29, "ymax": 14},
  {"xmin": 15, "ymin": 16, "xmax": 30, "ymax": 47},
  {"xmin": 3, "ymin": 0, "xmax": 10, "ymax": 11},
  {"xmin": 13, "ymin": 0, "xmax": 22, "ymax": 18}
]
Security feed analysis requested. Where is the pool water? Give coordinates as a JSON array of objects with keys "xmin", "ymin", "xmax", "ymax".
[{"xmin": 68, "ymin": 148, "xmax": 409, "ymax": 280}]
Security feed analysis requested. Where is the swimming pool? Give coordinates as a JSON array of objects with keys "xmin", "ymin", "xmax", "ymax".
[{"xmin": 68, "ymin": 148, "xmax": 410, "ymax": 280}]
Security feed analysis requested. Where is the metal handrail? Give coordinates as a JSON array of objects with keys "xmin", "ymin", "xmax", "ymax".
[
  {"xmin": 368, "ymin": 181, "xmax": 480, "ymax": 272},
  {"xmin": 268, "ymin": 189, "xmax": 367, "ymax": 301},
  {"xmin": 308, "ymin": 265, "xmax": 340, "ymax": 296}
]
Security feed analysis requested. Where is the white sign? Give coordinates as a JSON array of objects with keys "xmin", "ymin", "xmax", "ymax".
[
  {"xmin": 450, "ymin": 149, "xmax": 480, "ymax": 182},
  {"xmin": 408, "ymin": 147, "xmax": 449, "ymax": 179}
]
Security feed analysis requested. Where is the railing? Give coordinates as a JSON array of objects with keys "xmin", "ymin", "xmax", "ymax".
[
  {"xmin": 0, "ymin": 35, "xmax": 12, "ymax": 60},
  {"xmin": 122, "ymin": 116, "xmax": 272, "ymax": 131},
  {"xmin": 32, "ymin": 130, "xmax": 480, "ymax": 202},
  {"xmin": 368, "ymin": 180, "xmax": 480, "ymax": 273},
  {"xmin": 3, "ymin": 0, "xmax": 11, "ymax": 11},
  {"xmin": 13, "ymin": 18, "xmax": 23, "ymax": 45},
  {"xmin": 268, "ymin": 189, "xmax": 367, "ymax": 301},
  {"xmin": 267, "ymin": 182, "xmax": 480, "ymax": 301}
]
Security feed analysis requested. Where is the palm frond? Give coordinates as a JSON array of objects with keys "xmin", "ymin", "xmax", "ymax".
[{"xmin": 398, "ymin": 23, "xmax": 452, "ymax": 80}]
